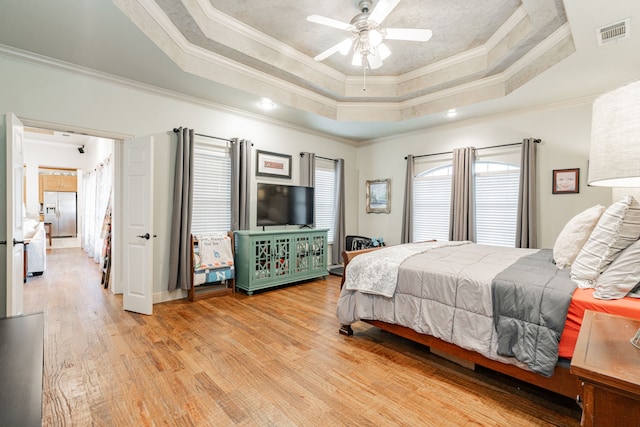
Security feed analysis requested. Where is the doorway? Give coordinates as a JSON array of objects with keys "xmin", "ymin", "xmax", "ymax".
[{"xmin": 22, "ymin": 122, "xmax": 121, "ymax": 295}]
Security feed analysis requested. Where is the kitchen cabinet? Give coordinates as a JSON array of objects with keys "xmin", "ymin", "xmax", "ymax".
[{"xmin": 41, "ymin": 174, "xmax": 77, "ymax": 192}]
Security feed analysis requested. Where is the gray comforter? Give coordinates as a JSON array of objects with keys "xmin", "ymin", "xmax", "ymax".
[
  {"xmin": 336, "ymin": 243, "xmax": 572, "ymax": 376},
  {"xmin": 492, "ymin": 249, "xmax": 576, "ymax": 376}
]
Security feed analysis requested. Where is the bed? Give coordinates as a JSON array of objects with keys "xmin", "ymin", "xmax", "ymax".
[{"xmin": 336, "ymin": 197, "xmax": 640, "ymax": 400}]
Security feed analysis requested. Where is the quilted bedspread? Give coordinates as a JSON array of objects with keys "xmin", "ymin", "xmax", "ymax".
[
  {"xmin": 336, "ymin": 243, "xmax": 544, "ymax": 372},
  {"xmin": 492, "ymin": 249, "xmax": 576, "ymax": 376},
  {"xmin": 343, "ymin": 241, "xmax": 468, "ymax": 297}
]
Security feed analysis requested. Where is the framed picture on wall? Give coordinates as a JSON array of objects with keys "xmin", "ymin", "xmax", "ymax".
[
  {"xmin": 256, "ymin": 150, "xmax": 292, "ymax": 179},
  {"xmin": 366, "ymin": 179, "xmax": 391, "ymax": 213},
  {"xmin": 552, "ymin": 168, "xmax": 579, "ymax": 194}
]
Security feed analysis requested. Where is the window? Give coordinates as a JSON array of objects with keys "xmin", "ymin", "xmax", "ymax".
[
  {"xmin": 413, "ymin": 165, "xmax": 451, "ymax": 242},
  {"xmin": 314, "ymin": 160, "xmax": 336, "ymax": 243},
  {"xmin": 474, "ymin": 162, "xmax": 520, "ymax": 246},
  {"xmin": 191, "ymin": 137, "xmax": 231, "ymax": 234},
  {"xmin": 413, "ymin": 161, "xmax": 520, "ymax": 246}
]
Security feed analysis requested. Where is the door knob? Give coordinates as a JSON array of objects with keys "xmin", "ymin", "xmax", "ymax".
[
  {"xmin": 137, "ymin": 233, "xmax": 151, "ymax": 240},
  {"xmin": 13, "ymin": 238, "xmax": 25, "ymax": 246}
]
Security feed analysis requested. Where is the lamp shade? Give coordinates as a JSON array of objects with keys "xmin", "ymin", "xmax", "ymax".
[{"xmin": 589, "ymin": 80, "xmax": 640, "ymax": 187}]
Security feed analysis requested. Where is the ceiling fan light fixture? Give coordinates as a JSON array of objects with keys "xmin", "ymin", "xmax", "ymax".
[
  {"xmin": 352, "ymin": 52, "xmax": 363, "ymax": 66},
  {"xmin": 369, "ymin": 29, "xmax": 383, "ymax": 46},
  {"xmin": 368, "ymin": 51, "xmax": 383, "ymax": 69}
]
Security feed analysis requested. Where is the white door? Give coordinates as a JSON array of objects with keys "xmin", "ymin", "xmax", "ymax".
[
  {"xmin": 1, "ymin": 113, "xmax": 25, "ymax": 317},
  {"xmin": 122, "ymin": 135, "xmax": 154, "ymax": 315}
]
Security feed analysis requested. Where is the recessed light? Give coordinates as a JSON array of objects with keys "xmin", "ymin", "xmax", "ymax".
[
  {"xmin": 258, "ymin": 98, "xmax": 275, "ymax": 110},
  {"xmin": 445, "ymin": 109, "xmax": 458, "ymax": 118}
]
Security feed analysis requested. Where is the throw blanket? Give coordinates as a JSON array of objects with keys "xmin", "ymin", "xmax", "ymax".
[
  {"xmin": 492, "ymin": 249, "xmax": 577, "ymax": 377},
  {"xmin": 344, "ymin": 241, "xmax": 469, "ymax": 297},
  {"xmin": 193, "ymin": 233, "xmax": 234, "ymax": 287},
  {"xmin": 194, "ymin": 233, "xmax": 234, "ymax": 270}
]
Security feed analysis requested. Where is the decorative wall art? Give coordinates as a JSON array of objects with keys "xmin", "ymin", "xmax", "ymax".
[
  {"xmin": 256, "ymin": 150, "xmax": 292, "ymax": 179},
  {"xmin": 553, "ymin": 168, "xmax": 580, "ymax": 194},
  {"xmin": 366, "ymin": 179, "xmax": 391, "ymax": 213}
]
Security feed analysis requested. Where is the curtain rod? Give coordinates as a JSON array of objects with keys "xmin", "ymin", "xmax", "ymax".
[
  {"xmin": 173, "ymin": 128, "xmax": 233, "ymax": 143},
  {"xmin": 405, "ymin": 139, "xmax": 541, "ymax": 160},
  {"xmin": 300, "ymin": 152, "xmax": 338, "ymax": 162}
]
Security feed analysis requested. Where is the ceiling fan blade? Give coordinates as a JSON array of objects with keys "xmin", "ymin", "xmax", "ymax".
[
  {"xmin": 314, "ymin": 40, "xmax": 348, "ymax": 61},
  {"xmin": 337, "ymin": 37, "xmax": 355, "ymax": 55},
  {"xmin": 307, "ymin": 15, "xmax": 353, "ymax": 31},
  {"xmin": 384, "ymin": 28, "xmax": 433, "ymax": 42},
  {"xmin": 368, "ymin": 0, "xmax": 401, "ymax": 24}
]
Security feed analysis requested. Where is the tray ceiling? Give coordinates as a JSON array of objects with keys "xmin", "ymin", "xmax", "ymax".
[
  {"xmin": 116, "ymin": 0, "xmax": 575, "ymax": 123},
  {"xmin": 1, "ymin": 0, "xmax": 639, "ymax": 142}
]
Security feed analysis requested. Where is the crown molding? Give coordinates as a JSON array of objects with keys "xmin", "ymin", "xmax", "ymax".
[
  {"xmin": 0, "ymin": 43, "xmax": 357, "ymax": 146},
  {"xmin": 364, "ymin": 94, "xmax": 596, "ymax": 146}
]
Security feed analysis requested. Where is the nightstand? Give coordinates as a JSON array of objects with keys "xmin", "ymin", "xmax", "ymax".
[{"xmin": 570, "ymin": 310, "xmax": 640, "ymax": 427}]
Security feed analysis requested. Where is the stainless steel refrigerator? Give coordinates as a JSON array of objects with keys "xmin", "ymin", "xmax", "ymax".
[{"xmin": 44, "ymin": 191, "xmax": 77, "ymax": 237}]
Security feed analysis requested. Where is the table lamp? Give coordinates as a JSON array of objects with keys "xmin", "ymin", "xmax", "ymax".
[{"xmin": 588, "ymin": 79, "xmax": 640, "ymax": 349}]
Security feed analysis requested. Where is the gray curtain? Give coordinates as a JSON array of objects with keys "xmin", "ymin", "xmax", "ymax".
[
  {"xmin": 449, "ymin": 147, "xmax": 476, "ymax": 242},
  {"xmin": 231, "ymin": 138, "xmax": 252, "ymax": 230},
  {"xmin": 300, "ymin": 152, "xmax": 316, "ymax": 187},
  {"xmin": 516, "ymin": 138, "xmax": 538, "ymax": 248},
  {"xmin": 333, "ymin": 159, "xmax": 346, "ymax": 264},
  {"xmin": 401, "ymin": 155, "xmax": 414, "ymax": 244},
  {"xmin": 168, "ymin": 127, "xmax": 194, "ymax": 291}
]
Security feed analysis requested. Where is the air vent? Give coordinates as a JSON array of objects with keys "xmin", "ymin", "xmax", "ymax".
[{"xmin": 596, "ymin": 18, "xmax": 630, "ymax": 46}]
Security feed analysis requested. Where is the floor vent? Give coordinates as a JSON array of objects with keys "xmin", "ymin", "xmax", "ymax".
[{"xmin": 597, "ymin": 19, "xmax": 630, "ymax": 46}]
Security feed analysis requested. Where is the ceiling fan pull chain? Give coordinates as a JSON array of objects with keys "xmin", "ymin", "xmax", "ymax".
[{"xmin": 363, "ymin": 66, "xmax": 367, "ymax": 92}]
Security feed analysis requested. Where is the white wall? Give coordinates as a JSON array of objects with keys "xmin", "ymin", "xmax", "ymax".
[
  {"xmin": 1, "ymin": 52, "xmax": 615, "ymax": 305},
  {"xmin": 0, "ymin": 54, "xmax": 358, "ymax": 303},
  {"xmin": 357, "ymin": 101, "xmax": 612, "ymax": 248}
]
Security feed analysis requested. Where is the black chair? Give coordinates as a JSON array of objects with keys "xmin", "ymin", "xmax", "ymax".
[{"xmin": 345, "ymin": 235, "xmax": 374, "ymax": 251}]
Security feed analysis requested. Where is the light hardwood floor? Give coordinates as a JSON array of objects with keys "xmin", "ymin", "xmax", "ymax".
[{"xmin": 24, "ymin": 248, "xmax": 581, "ymax": 426}]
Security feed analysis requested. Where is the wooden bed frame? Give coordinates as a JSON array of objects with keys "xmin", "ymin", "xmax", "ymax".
[{"xmin": 338, "ymin": 248, "xmax": 582, "ymax": 400}]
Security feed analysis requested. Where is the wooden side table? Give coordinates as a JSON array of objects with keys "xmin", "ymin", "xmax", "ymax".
[{"xmin": 570, "ymin": 310, "xmax": 640, "ymax": 426}]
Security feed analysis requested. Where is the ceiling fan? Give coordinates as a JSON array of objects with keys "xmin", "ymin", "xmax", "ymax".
[{"xmin": 307, "ymin": 0, "xmax": 432, "ymax": 70}]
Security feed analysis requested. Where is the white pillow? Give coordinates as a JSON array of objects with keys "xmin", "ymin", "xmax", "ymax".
[
  {"xmin": 593, "ymin": 239, "xmax": 640, "ymax": 299},
  {"xmin": 571, "ymin": 195, "xmax": 640, "ymax": 288},
  {"xmin": 553, "ymin": 205, "xmax": 605, "ymax": 268}
]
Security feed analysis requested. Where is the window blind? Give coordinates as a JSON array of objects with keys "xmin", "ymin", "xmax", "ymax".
[
  {"xmin": 315, "ymin": 162, "xmax": 336, "ymax": 243},
  {"xmin": 475, "ymin": 169, "xmax": 519, "ymax": 246},
  {"xmin": 413, "ymin": 175, "xmax": 451, "ymax": 242},
  {"xmin": 191, "ymin": 139, "xmax": 231, "ymax": 234}
]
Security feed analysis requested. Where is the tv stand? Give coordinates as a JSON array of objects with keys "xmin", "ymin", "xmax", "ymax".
[{"xmin": 234, "ymin": 229, "xmax": 328, "ymax": 294}]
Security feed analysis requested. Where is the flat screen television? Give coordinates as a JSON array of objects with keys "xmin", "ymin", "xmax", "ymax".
[{"xmin": 256, "ymin": 183, "xmax": 314, "ymax": 227}]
